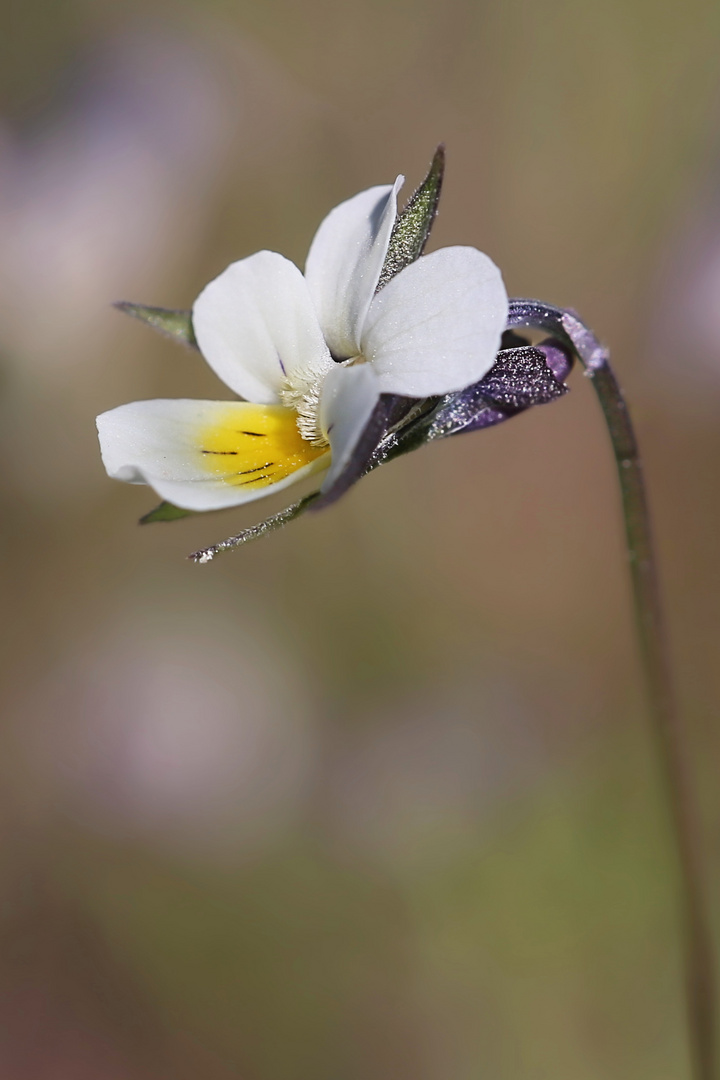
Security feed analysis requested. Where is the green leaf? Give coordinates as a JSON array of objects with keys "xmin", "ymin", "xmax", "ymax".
[
  {"xmin": 377, "ymin": 144, "xmax": 445, "ymax": 290},
  {"xmin": 115, "ymin": 302, "xmax": 197, "ymax": 349},
  {"xmin": 139, "ymin": 501, "xmax": 196, "ymax": 525},
  {"xmin": 188, "ymin": 492, "xmax": 320, "ymax": 563}
]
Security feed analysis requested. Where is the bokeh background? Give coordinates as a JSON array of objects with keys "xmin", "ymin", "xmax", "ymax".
[{"xmin": 1, "ymin": 0, "xmax": 719, "ymax": 1076}]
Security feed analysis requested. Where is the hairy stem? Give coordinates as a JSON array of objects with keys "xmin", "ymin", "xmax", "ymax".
[{"xmin": 508, "ymin": 299, "xmax": 715, "ymax": 1080}]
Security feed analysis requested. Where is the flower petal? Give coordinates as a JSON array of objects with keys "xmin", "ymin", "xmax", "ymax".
[
  {"xmin": 360, "ymin": 246, "xmax": 508, "ymax": 397},
  {"xmin": 318, "ymin": 364, "xmax": 381, "ymax": 495},
  {"xmin": 97, "ymin": 399, "xmax": 329, "ymax": 511},
  {"xmin": 304, "ymin": 177, "xmax": 404, "ymax": 361},
  {"xmin": 192, "ymin": 251, "xmax": 331, "ymax": 404}
]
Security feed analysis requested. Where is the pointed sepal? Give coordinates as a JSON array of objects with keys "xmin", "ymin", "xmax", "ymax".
[
  {"xmin": 115, "ymin": 303, "xmax": 198, "ymax": 349},
  {"xmin": 377, "ymin": 145, "xmax": 445, "ymax": 290},
  {"xmin": 139, "ymin": 501, "xmax": 196, "ymax": 525},
  {"xmin": 188, "ymin": 492, "xmax": 320, "ymax": 563}
]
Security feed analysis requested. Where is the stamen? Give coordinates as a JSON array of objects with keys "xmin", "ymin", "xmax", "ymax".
[{"xmin": 279, "ymin": 354, "xmax": 337, "ymax": 446}]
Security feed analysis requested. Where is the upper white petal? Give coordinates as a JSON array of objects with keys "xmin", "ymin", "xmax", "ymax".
[
  {"xmin": 192, "ymin": 251, "xmax": 331, "ymax": 404},
  {"xmin": 319, "ymin": 364, "xmax": 381, "ymax": 493},
  {"xmin": 304, "ymin": 177, "xmax": 404, "ymax": 361},
  {"xmin": 97, "ymin": 399, "xmax": 329, "ymax": 511},
  {"xmin": 360, "ymin": 246, "xmax": 508, "ymax": 397}
]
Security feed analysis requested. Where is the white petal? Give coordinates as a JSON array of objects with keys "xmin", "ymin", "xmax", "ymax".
[
  {"xmin": 361, "ymin": 247, "xmax": 508, "ymax": 397},
  {"xmin": 304, "ymin": 177, "xmax": 404, "ymax": 361},
  {"xmin": 319, "ymin": 364, "xmax": 381, "ymax": 493},
  {"xmin": 97, "ymin": 399, "xmax": 330, "ymax": 511},
  {"xmin": 192, "ymin": 251, "xmax": 331, "ymax": 404}
]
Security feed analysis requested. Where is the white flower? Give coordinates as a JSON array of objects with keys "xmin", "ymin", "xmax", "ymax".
[{"xmin": 97, "ymin": 176, "xmax": 508, "ymax": 512}]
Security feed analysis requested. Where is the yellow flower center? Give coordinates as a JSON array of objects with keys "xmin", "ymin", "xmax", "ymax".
[{"xmin": 198, "ymin": 402, "xmax": 329, "ymax": 489}]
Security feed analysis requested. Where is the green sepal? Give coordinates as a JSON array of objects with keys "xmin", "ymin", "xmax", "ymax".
[
  {"xmin": 377, "ymin": 144, "xmax": 445, "ymax": 290},
  {"xmin": 115, "ymin": 302, "xmax": 197, "ymax": 349},
  {"xmin": 188, "ymin": 492, "xmax": 320, "ymax": 563},
  {"xmin": 139, "ymin": 501, "xmax": 196, "ymax": 524}
]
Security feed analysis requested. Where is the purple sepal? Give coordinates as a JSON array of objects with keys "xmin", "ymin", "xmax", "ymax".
[
  {"xmin": 430, "ymin": 341, "xmax": 571, "ymax": 438},
  {"xmin": 312, "ymin": 338, "xmax": 573, "ymax": 510},
  {"xmin": 477, "ymin": 344, "xmax": 568, "ymax": 409}
]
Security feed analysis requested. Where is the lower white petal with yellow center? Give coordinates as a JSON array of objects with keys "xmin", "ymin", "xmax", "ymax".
[{"xmin": 97, "ymin": 399, "xmax": 330, "ymax": 512}]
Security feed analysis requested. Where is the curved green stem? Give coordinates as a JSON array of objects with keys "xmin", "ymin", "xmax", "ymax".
[{"xmin": 508, "ymin": 300, "xmax": 716, "ymax": 1080}]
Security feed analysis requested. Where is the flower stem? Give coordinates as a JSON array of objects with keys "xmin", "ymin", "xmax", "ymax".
[{"xmin": 508, "ymin": 300, "xmax": 716, "ymax": 1080}]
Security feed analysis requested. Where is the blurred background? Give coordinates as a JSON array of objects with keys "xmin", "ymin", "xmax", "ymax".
[{"xmin": 1, "ymin": 0, "xmax": 719, "ymax": 1076}]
